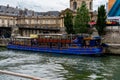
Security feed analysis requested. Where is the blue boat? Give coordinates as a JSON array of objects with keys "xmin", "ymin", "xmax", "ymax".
[{"xmin": 7, "ymin": 34, "xmax": 107, "ymax": 55}]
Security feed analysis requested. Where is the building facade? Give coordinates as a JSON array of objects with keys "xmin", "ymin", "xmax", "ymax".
[
  {"xmin": 16, "ymin": 11, "xmax": 62, "ymax": 36},
  {"xmin": 69, "ymin": 0, "xmax": 95, "ymax": 20},
  {"xmin": 70, "ymin": 0, "xmax": 93, "ymax": 11},
  {"xmin": 0, "ymin": 14, "xmax": 17, "ymax": 38},
  {"xmin": 0, "ymin": 0, "xmax": 94, "ymax": 37},
  {"xmin": 0, "ymin": 6, "xmax": 62, "ymax": 37}
]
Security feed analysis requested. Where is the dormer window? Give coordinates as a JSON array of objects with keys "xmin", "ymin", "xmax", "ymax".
[
  {"xmin": 90, "ymin": 1, "xmax": 92, "ymax": 10},
  {"xmin": 73, "ymin": 2, "xmax": 77, "ymax": 10},
  {"xmin": 82, "ymin": 1, "xmax": 86, "ymax": 4}
]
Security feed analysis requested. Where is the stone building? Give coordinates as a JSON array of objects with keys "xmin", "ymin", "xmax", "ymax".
[
  {"xmin": 17, "ymin": 11, "xmax": 62, "ymax": 36},
  {"xmin": 0, "ymin": 0, "xmax": 94, "ymax": 37},
  {"xmin": 0, "ymin": 5, "xmax": 18, "ymax": 38},
  {"xmin": 0, "ymin": 5, "xmax": 62, "ymax": 37},
  {"xmin": 62, "ymin": 0, "xmax": 94, "ymax": 21},
  {"xmin": 70, "ymin": 0, "xmax": 93, "ymax": 11}
]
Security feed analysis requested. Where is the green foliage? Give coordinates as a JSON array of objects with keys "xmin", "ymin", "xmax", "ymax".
[
  {"xmin": 64, "ymin": 11, "xmax": 75, "ymax": 34},
  {"xmin": 96, "ymin": 5, "xmax": 106, "ymax": 36},
  {"xmin": 74, "ymin": 2, "xmax": 90, "ymax": 34},
  {"xmin": 0, "ymin": 47, "xmax": 6, "ymax": 51}
]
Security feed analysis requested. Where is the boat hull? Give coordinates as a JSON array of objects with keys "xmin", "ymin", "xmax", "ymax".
[{"xmin": 7, "ymin": 44, "xmax": 103, "ymax": 55}]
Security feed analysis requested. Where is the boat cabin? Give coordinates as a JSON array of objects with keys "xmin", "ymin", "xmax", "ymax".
[
  {"xmin": 9, "ymin": 36, "xmax": 37, "ymax": 46},
  {"xmin": 9, "ymin": 34, "xmax": 102, "ymax": 48}
]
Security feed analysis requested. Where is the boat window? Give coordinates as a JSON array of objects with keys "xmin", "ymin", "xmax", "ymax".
[{"xmin": 13, "ymin": 38, "xmax": 32, "ymax": 46}]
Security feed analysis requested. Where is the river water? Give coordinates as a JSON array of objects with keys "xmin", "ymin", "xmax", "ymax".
[{"xmin": 0, "ymin": 50, "xmax": 120, "ymax": 80}]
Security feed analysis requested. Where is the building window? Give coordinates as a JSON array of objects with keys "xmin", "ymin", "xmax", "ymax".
[
  {"xmin": 90, "ymin": 2, "xmax": 92, "ymax": 10},
  {"xmin": 0, "ymin": 19, "xmax": 2, "ymax": 24},
  {"xmin": 2, "ymin": 19, "xmax": 4, "ymax": 23},
  {"xmin": 29, "ymin": 19, "xmax": 31, "ymax": 24},
  {"xmin": 13, "ymin": 20, "xmax": 15, "ymax": 25},
  {"xmin": 41, "ymin": 20, "xmax": 43, "ymax": 24},
  {"xmin": 73, "ymin": 2, "xmax": 77, "ymax": 10},
  {"xmin": 25, "ymin": 20, "xmax": 29, "ymax": 24},
  {"xmin": 82, "ymin": 1, "xmax": 86, "ymax": 4}
]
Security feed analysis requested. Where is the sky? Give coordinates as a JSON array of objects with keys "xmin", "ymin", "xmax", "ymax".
[{"xmin": 0, "ymin": 0, "xmax": 108, "ymax": 12}]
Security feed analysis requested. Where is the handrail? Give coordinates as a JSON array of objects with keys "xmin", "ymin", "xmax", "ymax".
[{"xmin": 0, "ymin": 70, "xmax": 45, "ymax": 80}]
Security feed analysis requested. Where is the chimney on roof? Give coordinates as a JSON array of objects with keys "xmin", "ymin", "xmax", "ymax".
[
  {"xmin": 19, "ymin": 10, "xmax": 23, "ymax": 16},
  {"xmin": 24, "ymin": 8, "xmax": 28, "ymax": 15},
  {"xmin": 7, "ymin": 4, "xmax": 9, "ymax": 8},
  {"xmin": 32, "ymin": 11, "xmax": 34, "ymax": 16},
  {"xmin": 16, "ymin": 6, "xmax": 18, "ymax": 9}
]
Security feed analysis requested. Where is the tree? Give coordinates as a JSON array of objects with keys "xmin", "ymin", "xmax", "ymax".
[
  {"xmin": 74, "ymin": 2, "xmax": 90, "ymax": 34},
  {"xmin": 64, "ymin": 11, "xmax": 74, "ymax": 34},
  {"xmin": 96, "ymin": 5, "xmax": 106, "ymax": 36}
]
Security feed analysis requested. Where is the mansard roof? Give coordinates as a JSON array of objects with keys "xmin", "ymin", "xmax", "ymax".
[
  {"xmin": 36, "ymin": 11, "xmax": 60, "ymax": 16},
  {"xmin": 0, "ymin": 5, "xmax": 19, "ymax": 16},
  {"xmin": 60, "ymin": 8, "xmax": 76, "ymax": 16},
  {"xmin": 0, "ymin": 5, "xmax": 60, "ymax": 17}
]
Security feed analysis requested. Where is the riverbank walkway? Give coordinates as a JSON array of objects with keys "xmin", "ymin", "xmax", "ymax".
[
  {"xmin": 108, "ymin": 44, "xmax": 120, "ymax": 46},
  {"xmin": 0, "ymin": 38, "xmax": 10, "ymax": 47}
]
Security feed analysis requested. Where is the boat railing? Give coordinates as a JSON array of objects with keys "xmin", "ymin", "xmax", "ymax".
[
  {"xmin": 8, "ymin": 34, "xmax": 102, "ymax": 48},
  {"xmin": 0, "ymin": 70, "xmax": 45, "ymax": 80}
]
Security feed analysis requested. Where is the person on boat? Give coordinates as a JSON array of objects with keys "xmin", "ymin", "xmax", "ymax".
[
  {"xmin": 49, "ymin": 37, "xmax": 52, "ymax": 48},
  {"xmin": 73, "ymin": 36, "xmax": 84, "ymax": 47},
  {"xmin": 31, "ymin": 39, "xmax": 38, "ymax": 46}
]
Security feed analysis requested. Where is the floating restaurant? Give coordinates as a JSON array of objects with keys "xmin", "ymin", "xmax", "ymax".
[{"xmin": 7, "ymin": 34, "xmax": 108, "ymax": 55}]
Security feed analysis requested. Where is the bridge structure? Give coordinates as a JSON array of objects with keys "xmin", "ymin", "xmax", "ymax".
[{"xmin": 108, "ymin": 0, "xmax": 120, "ymax": 17}]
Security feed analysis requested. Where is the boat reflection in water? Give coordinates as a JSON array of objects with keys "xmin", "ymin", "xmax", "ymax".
[{"xmin": 7, "ymin": 34, "xmax": 107, "ymax": 55}]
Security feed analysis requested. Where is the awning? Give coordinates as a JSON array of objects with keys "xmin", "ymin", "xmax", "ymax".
[{"xmin": 89, "ymin": 21, "xmax": 96, "ymax": 26}]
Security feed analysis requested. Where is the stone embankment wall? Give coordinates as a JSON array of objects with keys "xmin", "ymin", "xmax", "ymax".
[
  {"xmin": 0, "ymin": 38, "xmax": 10, "ymax": 47},
  {"xmin": 103, "ymin": 28, "xmax": 120, "ymax": 54}
]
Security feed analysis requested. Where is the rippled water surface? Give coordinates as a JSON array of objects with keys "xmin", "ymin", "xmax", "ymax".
[{"xmin": 0, "ymin": 50, "xmax": 120, "ymax": 80}]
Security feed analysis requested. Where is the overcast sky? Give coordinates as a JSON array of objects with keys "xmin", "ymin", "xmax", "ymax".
[{"xmin": 0, "ymin": 0, "xmax": 108, "ymax": 12}]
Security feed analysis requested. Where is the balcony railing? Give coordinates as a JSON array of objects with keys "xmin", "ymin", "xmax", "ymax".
[{"xmin": 16, "ymin": 24, "xmax": 61, "ymax": 30}]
